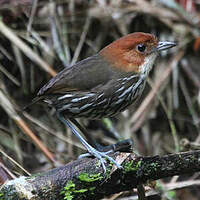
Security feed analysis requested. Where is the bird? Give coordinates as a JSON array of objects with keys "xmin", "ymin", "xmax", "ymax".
[{"xmin": 36, "ymin": 32, "xmax": 176, "ymax": 172}]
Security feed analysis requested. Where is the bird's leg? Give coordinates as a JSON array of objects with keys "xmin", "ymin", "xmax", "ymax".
[
  {"xmin": 57, "ymin": 112, "xmax": 122, "ymax": 172},
  {"xmin": 69, "ymin": 118, "xmax": 133, "ymax": 153},
  {"xmin": 68, "ymin": 118, "xmax": 99, "ymax": 149},
  {"xmin": 78, "ymin": 139, "xmax": 134, "ymax": 160}
]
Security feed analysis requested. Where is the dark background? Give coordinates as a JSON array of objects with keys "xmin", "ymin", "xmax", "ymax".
[{"xmin": 0, "ymin": 0, "xmax": 200, "ymax": 199}]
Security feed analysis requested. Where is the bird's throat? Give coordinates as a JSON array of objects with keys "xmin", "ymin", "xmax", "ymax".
[{"xmin": 138, "ymin": 53, "xmax": 157, "ymax": 76}]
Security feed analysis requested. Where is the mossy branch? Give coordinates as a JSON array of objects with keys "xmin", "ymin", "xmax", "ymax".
[{"xmin": 1, "ymin": 150, "xmax": 200, "ymax": 200}]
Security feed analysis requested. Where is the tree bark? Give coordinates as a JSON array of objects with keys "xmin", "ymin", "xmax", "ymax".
[{"xmin": 1, "ymin": 150, "xmax": 200, "ymax": 200}]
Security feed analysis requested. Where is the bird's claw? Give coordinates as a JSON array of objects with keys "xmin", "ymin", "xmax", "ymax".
[{"xmin": 80, "ymin": 147, "xmax": 122, "ymax": 173}]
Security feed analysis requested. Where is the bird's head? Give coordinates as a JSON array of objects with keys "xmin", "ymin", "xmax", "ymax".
[{"xmin": 99, "ymin": 32, "xmax": 176, "ymax": 75}]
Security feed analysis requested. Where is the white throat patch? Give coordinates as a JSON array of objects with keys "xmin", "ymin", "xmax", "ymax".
[{"xmin": 139, "ymin": 53, "xmax": 158, "ymax": 76}]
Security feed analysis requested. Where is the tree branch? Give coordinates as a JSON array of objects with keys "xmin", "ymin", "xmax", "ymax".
[{"xmin": 1, "ymin": 150, "xmax": 200, "ymax": 200}]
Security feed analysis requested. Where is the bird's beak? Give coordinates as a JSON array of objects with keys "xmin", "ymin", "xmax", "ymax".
[{"xmin": 156, "ymin": 41, "xmax": 177, "ymax": 51}]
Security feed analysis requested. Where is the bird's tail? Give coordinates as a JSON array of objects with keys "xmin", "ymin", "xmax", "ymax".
[{"xmin": 23, "ymin": 96, "xmax": 43, "ymax": 110}]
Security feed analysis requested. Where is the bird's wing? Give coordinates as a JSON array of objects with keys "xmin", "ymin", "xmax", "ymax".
[{"xmin": 38, "ymin": 54, "xmax": 116, "ymax": 96}]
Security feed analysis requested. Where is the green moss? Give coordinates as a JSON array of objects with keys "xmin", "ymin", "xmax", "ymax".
[
  {"xmin": 60, "ymin": 180, "xmax": 89, "ymax": 200},
  {"xmin": 124, "ymin": 160, "xmax": 142, "ymax": 172},
  {"xmin": 108, "ymin": 161, "xmax": 114, "ymax": 168},
  {"xmin": 89, "ymin": 187, "xmax": 96, "ymax": 191},
  {"xmin": 61, "ymin": 173, "xmax": 102, "ymax": 199},
  {"xmin": 124, "ymin": 160, "xmax": 134, "ymax": 172},
  {"xmin": 74, "ymin": 189, "xmax": 88, "ymax": 193},
  {"xmin": 0, "ymin": 192, "xmax": 4, "ymax": 200},
  {"xmin": 60, "ymin": 181, "xmax": 75, "ymax": 200},
  {"xmin": 89, "ymin": 187, "xmax": 96, "ymax": 195},
  {"xmin": 167, "ymin": 190, "xmax": 176, "ymax": 198},
  {"xmin": 78, "ymin": 173, "xmax": 103, "ymax": 182},
  {"xmin": 136, "ymin": 160, "xmax": 142, "ymax": 168},
  {"xmin": 103, "ymin": 160, "xmax": 113, "ymax": 178}
]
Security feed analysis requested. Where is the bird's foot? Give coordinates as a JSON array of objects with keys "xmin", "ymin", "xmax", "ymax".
[
  {"xmin": 79, "ymin": 139, "xmax": 134, "ymax": 172},
  {"xmin": 79, "ymin": 147, "xmax": 122, "ymax": 173},
  {"xmin": 78, "ymin": 149, "xmax": 113, "ymax": 159}
]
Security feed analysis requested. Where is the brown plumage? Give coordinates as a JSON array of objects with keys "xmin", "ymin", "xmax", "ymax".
[
  {"xmin": 36, "ymin": 32, "xmax": 176, "ymax": 172},
  {"xmin": 38, "ymin": 33, "xmax": 159, "ymax": 118}
]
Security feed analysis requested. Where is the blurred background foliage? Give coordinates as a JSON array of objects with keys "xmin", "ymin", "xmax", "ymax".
[{"xmin": 0, "ymin": 0, "xmax": 200, "ymax": 199}]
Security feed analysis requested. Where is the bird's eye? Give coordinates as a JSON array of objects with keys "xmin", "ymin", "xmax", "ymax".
[{"xmin": 137, "ymin": 44, "xmax": 146, "ymax": 53}]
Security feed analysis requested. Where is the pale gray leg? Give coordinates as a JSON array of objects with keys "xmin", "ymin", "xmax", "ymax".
[{"xmin": 57, "ymin": 112, "xmax": 122, "ymax": 172}]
